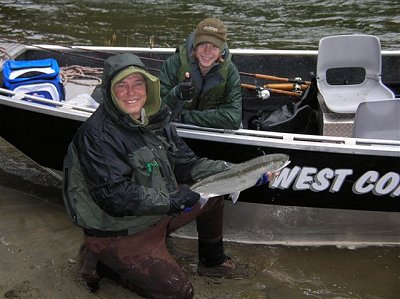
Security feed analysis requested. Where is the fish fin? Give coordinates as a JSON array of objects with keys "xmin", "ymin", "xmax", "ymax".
[
  {"xmin": 228, "ymin": 192, "xmax": 241, "ymax": 204},
  {"xmin": 276, "ymin": 160, "xmax": 291, "ymax": 172}
]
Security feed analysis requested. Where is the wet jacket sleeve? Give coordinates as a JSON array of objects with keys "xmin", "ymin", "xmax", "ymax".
[
  {"xmin": 75, "ymin": 126, "xmax": 170, "ymax": 217},
  {"xmin": 180, "ymin": 63, "xmax": 242, "ymax": 130},
  {"xmin": 164, "ymin": 125, "xmax": 229, "ymax": 183},
  {"xmin": 160, "ymin": 54, "xmax": 182, "ymax": 111}
]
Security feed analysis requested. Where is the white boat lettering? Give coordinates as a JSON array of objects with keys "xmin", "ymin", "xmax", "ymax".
[
  {"xmin": 353, "ymin": 171, "xmax": 400, "ymax": 197},
  {"xmin": 271, "ymin": 167, "xmax": 399, "ymax": 197}
]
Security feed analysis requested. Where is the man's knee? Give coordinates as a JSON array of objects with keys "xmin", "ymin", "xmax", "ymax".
[
  {"xmin": 153, "ymin": 273, "xmax": 194, "ymax": 299},
  {"xmin": 124, "ymin": 279, "xmax": 194, "ymax": 299},
  {"xmin": 175, "ymin": 281, "xmax": 194, "ymax": 299}
]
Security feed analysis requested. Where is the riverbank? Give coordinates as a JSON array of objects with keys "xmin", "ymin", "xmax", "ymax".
[
  {"xmin": 1, "ymin": 184, "xmax": 399, "ymax": 299},
  {"xmin": 0, "ymin": 137, "xmax": 399, "ymax": 299}
]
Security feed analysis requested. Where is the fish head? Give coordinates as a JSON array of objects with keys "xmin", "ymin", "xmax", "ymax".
[{"xmin": 260, "ymin": 153, "xmax": 290, "ymax": 172}]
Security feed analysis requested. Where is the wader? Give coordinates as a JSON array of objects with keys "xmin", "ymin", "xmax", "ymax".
[{"xmin": 82, "ymin": 196, "xmax": 225, "ymax": 299}]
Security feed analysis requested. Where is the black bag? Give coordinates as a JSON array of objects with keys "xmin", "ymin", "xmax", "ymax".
[{"xmin": 249, "ymin": 77, "xmax": 319, "ymax": 135}]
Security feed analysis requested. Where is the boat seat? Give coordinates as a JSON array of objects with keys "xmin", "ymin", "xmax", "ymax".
[
  {"xmin": 316, "ymin": 34, "xmax": 395, "ymax": 114},
  {"xmin": 352, "ymin": 99, "xmax": 400, "ymax": 140}
]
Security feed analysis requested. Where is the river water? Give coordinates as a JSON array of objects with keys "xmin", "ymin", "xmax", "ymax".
[
  {"xmin": 0, "ymin": 0, "xmax": 399, "ymax": 50},
  {"xmin": 0, "ymin": 1, "xmax": 399, "ymax": 298}
]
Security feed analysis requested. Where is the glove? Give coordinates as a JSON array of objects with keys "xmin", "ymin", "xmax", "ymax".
[
  {"xmin": 175, "ymin": 79, "xmax": 195, "ymax": 101},
  {"xmin": 255, "ymin": 171, "xmax": 280, "ymax": 186},
  {"xmin": 168, "ymin": 184, "xmax": 200, "ymax": 216},
  {"xmin": 255, "ymin": 173, "xmax": 270, "ymax": 186}
]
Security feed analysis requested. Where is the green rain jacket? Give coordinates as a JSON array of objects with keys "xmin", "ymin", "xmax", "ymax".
[
  {"xmin": 159, "ymin": 32, "xmax": 242, "ymax": 130},
  {"xmin": 63, "ymin": 53, "xmax": 229, "ymax": 236}
]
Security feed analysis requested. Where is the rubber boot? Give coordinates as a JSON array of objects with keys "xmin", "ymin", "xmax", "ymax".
[
  {"xmin": 77, "ymin": 244, "xmax": 100, "ymax": 292},
  {"xmin": 197, "ymin": 238, "xmax": 249, "ymax": 279}
]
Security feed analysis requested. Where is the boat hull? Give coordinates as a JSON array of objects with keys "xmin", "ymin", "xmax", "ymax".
[
  {"xmin": 184, "ymin": 138, "xmax": 399, "ymax": 212},
  {"xmin": 0, "ymin": 103, "xmax": 398, "ymax": 212},
  {"xmin": 173, "ymin": 201, "xmax": 400, "ymax": 246},
  {"xmin": 0, "ymin": 43, "xmax": 399, "ymax": 214}
]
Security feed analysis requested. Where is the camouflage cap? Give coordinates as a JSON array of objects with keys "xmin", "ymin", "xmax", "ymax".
[{"xmin": 194, "ymin": 18, "xmax": 227, "ymax": 49}]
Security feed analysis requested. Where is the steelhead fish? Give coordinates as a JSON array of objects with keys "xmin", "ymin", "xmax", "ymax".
[{"xmin": 191, "ymin": 153, "xmax": 290, "ymax": 207}]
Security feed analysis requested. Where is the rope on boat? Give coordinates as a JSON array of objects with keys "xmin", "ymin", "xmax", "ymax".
[{"xmin": 60, "ymin": 65, "xmax": 103, "ymax": 86}]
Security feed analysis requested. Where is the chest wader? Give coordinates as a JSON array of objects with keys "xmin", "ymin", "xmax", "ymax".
[{"xmin": 82, "ymin": 192, "xmax": 226, "ymax": 298}]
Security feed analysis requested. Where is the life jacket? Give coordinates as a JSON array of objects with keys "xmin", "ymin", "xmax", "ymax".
[{"xmin": 178, "ymin": 44, "xmax": 232, "ymax": 111}]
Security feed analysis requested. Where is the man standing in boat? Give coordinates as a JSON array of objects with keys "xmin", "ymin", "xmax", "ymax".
[
  {"xmin": 159, "ymin": 17, "xmax": 242, "ymax": 130},
  {"xmin": 63, "ymin": 53, "xmax": 274, "ymax": 298}
]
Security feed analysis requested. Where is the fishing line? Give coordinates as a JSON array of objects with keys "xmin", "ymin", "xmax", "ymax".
[{"xmin": 0, "ymin": 37, "xmax": 162, "ymax": 72}]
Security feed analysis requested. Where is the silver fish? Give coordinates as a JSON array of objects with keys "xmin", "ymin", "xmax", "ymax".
[{"xmin": 191, "ymin": 153, "xmax": 291, "ymax": 207}]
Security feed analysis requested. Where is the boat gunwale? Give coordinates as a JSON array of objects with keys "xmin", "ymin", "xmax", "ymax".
[
  {"xmin": 176, "ymin": 126, "xmax": 400, "ymax": 157},
  {"xmin": 27, "ymin": 44, "xmax": 400, "ymax": 56},
  {"xmin": 0, "ymin": 93, "xmax": 92, "ymax": 122},
  {"xmin": 1, "ymin": 43, "xmax": 399, "ymax": 157},
  {"xmin": 1, "ymin": 92, "xmax": 399, "ymax": 157}
]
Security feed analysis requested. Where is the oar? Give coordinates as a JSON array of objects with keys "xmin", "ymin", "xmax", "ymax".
[
  {"xmin": 241, "ymin": 83, "xmax": 301, "ymax": 97},
  {"xmin": 240, "ymin": 72, "xmax": 311, "ymax": 85}
]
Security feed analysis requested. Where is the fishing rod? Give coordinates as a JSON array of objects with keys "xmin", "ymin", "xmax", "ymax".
[
  {"xmin": 0, "ymin": 38, "xmax": 163, "ymax": 72},
  {"xmin": 241, "ymin": 83, "xmax": 302, "ymax": 98},
  {"xmin": 263, "ymin": 83, "xmax": 308, "ymax": 92},
  {"xmin": 35, "ymin": 44, "xmax": 162, "ymax": 73},
  {"xmin": 72, "ymin": 45, "xmax": 166, "ymax": 64},
  {"xmin": 1, "ymin": 38, "xmax": 311, "ymax": 94},
  {"xmin": 0, "ymin": 37, "xmax": 106, "ymax": 63},
  {"xmin": 240, "ymin": 71, "xmax": 311, "ymax": 85}
]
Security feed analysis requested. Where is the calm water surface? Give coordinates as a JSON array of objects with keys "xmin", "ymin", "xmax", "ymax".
[{"xmin": 0, "ymin": 0, "xmax": 399, "ymax": 50}]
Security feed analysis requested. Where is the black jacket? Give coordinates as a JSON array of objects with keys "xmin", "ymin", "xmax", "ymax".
[{"xmin": 63, "ymin": 53, "xmax": 228, "ymax": 234}]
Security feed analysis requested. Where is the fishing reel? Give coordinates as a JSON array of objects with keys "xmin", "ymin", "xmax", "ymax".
[
  {"xmin": 292, "ymin": 77, "xmax": 304, "ymax": 93},
  {"xmin": 255, "ymin": 86, "xmax": 271, "ymax": 100}
]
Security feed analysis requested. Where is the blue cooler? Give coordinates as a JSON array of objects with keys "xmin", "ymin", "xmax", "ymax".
[{"xmin": 2, "ymin": 58, "xmax": 65, "ymax": 105}]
